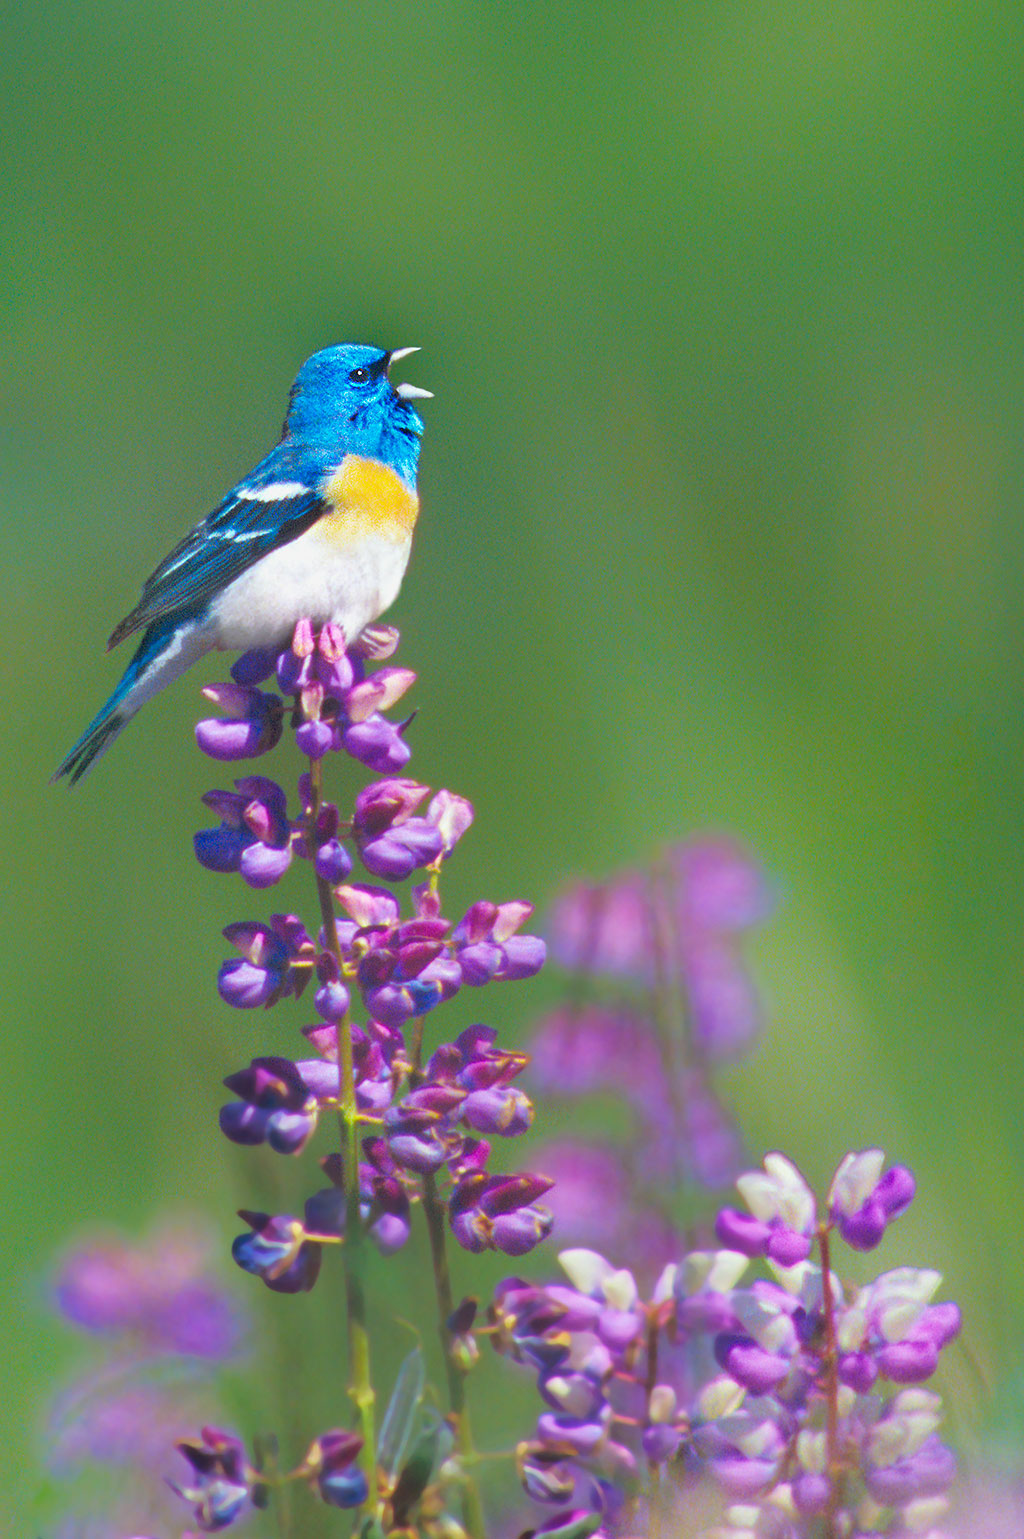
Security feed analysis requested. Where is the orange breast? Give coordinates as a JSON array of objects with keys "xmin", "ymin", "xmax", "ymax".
[{"xmin": 317, "ymin": 455, "xmax": 420, "ymax": 548}]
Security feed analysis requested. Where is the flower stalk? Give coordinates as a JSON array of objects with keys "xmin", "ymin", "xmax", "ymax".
[
  {"xmin": 308, "ymin": 754, "xmax": 378, "ymax": 1512},
  {"xmin": 422, "ymin": 1172, "xmax": 486, "ymax": 1539}
]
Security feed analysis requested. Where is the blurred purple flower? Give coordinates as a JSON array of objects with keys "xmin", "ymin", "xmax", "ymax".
[{"xmin": 55, "ymin": 1224, "xmax": 245, "ymax": 1360}]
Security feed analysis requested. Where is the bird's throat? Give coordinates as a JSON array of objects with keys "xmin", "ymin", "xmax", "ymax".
[{"xmin": 318, "ymin": 454, "xmax": 420, "ymax": 548}]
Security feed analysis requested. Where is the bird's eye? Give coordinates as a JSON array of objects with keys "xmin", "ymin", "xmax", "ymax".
[{"xmin": 348, "ymin": 367, "xmax": 369, "ymax": 384}]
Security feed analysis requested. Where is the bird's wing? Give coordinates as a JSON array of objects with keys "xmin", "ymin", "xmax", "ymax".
[{"xmin": 108, "ymin": 451, "xmax": 326, "ymax": 649}]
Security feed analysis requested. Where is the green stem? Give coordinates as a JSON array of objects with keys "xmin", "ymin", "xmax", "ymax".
[
  {"xmin": 308, "ymin": 756, "xmax": 378, "ymax": 1515},
  {"xmin": 272, "ymin": 1458, "xmax": 294, "ymax": 1539},
  {"xmin": 421, "ymin": 1172, "xmax": 486, "ymax": 1539},
  {"xmin": 408, "ymin": 1005, "xmax": 484, "ymax": 1539}
]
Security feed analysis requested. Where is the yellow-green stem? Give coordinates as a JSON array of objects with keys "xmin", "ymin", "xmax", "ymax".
[
  {"xmin": 409, "ymin": 1013, "xmax": 484, "ymax": 1538},
  {"xmin": 421, "ymin": 1172, "xmax": 486, "ymax": 1539},
  {"xmin": 308, "ymin": 756, "xmax": 378, "ymax": 1514}
]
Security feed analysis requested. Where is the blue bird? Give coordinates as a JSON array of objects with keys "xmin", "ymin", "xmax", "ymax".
[{"xmin": 54, "ymin": 344, "xmax": 431, "ymax": 784}]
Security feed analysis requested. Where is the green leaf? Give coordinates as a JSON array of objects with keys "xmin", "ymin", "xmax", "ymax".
[{"xmin": 378, "ymin": 1346, "xmax": 426, "ymax": 1478}]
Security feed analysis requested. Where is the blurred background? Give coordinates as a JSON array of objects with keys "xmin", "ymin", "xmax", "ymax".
[{"xmin": 5, "ymin": 2, "xmax": 1024, "ymax": 1530}]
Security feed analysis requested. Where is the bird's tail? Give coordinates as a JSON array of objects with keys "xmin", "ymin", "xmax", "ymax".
[{"xmin": 53, "ymin": 616, "xmax": 212, "ymax": 785}]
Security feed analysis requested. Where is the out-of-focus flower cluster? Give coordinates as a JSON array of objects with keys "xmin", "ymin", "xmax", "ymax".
[
  {"xmin": 490, "ymin": 1148, "xmax": 961, "ymax": 1539},
  {"xmin": 45, "ymin": 1223, "xmax": 247, "ymax": 1538},
  {"xmin": 529, "ymin": 841, "xmax": 771, "ymax": 1268}
]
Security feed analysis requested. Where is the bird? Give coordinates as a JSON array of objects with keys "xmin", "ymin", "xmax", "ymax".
[{"xmin": 53, "ymin": 343, "xmax": 432, "ymax": 784}]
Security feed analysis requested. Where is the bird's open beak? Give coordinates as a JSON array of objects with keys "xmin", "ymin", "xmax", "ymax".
[{"xmin": 387, "ymin": 347, "xmax": 434, "ymax": 400}]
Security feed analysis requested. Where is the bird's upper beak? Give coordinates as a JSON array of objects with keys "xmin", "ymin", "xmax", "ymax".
[{"xmin": 387, "ymin": 347, "xmax": 433, "ymax": 400}]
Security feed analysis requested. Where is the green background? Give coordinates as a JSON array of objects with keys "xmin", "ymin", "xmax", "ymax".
[{"xmin": 5, "ymin": 3, "xmax": 1024, "ymax": 1530}]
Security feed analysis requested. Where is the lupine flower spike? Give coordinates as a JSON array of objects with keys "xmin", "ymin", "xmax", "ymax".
[{"xmin": 174, "ymin": 621, "xmax": 547, "ymax": 1536}]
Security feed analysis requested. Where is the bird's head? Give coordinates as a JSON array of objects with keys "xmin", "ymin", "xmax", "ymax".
[{"xmin": 284, "ymin": 344, "xmax": 432, "ymax": 482}]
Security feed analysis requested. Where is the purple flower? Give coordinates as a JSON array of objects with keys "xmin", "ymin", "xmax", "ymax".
[
  {"xmin": 549, "ymin": 838, "xmax": 771, "ymax": 977},
  {"xmin": 547, "ymin": 839, "xmax": 771, "ymax": 1060},
  {"xmin": 843, "ymin": 1266, "xmax": 961, "ymax": 1384},
  {"xmin": 217, "ymin": 914, "xmax": 313, "ymax": 1008},
  {"xmin": 352, "ymin": 778, "xmax": 444, "ymax": 879},
  {"xmin": 263, "ymin": 619, "xmax": 420, "ymax": 772},
  {"xmin": 450, "ymin": 1171, "xmax": 554, "ymax": 1255},
  {"xmin": 426, "ymin": 1026, "xmax": 535, "ymax": 1140},
  {"xmin": 309, "ymin": 1142, "xmax": 414, "ymax": 1255},
  {"xmin": 231, "ymin": 1211, "xmax": 322, "ymax": 1293},
  {"xmin": 828, "ymin": 1148, "xmax": 916, "ymax": 1250},
  {"xmin": 865, "ymin": 1432, "xmax": 957, "ymax": 1505},
  {"xmin": 453, "ymin": 899, "xmax": 546, "ymax": 985},
  {"xmin": 220, "ymin": 1055, "xmax": 335, "ymax": 1155},
  {"xmin": 671, "ymin": 838, "xmax": 774, "ymax": 932},
  {"xmin": 195, "ymin": 776, "xmax": 294, "ymax": 888},
  {"xmin": 168, "ymin": 1426, "xmax": 254, "ymax": 1531},
  {"xmin": 195, "ymin": 682, "xmax": 282, "ymax": 762},
  {"xmin": 301, "ymin": 1428, "xmax": 368, "ymax": 1509},
  {"xmin": 715, "ymin": 1152, "xmax": 816, "ymax": 1265},
  {"xmin": 713, "ymin": 1332, "xmax": 791, "ymax": 1395},
  {"xmin": 340, "ymin": 713, "xmax": 413, "ymax": 772},
  {"xmin": 427, "ymin": 789, "xmax": 474, "ymax": 854},
  {"xmin": 349, "ymin": 911, "xmax": 451, "ymax": 1028},
  {"xmin": 314, "ymin": 836, "xmax": 352, "ymax": 883},
  {"xmin": 337, "ymin": 661, "xmax": 416, "ymax": 773},
  {"xmin": 695, "ymin": 1404, "xmax": 788, "ymax": 1498},
  {"xmin": 384, "ymin": 1088, "xmax": 462, "ymax": 1173},
  {"xmin": 54, "ymin": 1225, "xmax": 245, "ymax": 1361}
]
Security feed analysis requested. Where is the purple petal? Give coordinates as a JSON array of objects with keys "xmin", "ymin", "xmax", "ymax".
[
  {"xmin": 877, "ymin": 1337, "xmax": 939, "ymax": 1383},
  {"xmin": 231, "ymin": 648, "xmax": 277, "ymax": 685},
  {"xmin": 239, "ymin": 842, "xmax": 293, "ymax": 889},
  {"xmin": 764, "ymin": 1225, "xmax": 812, "ymax": 1267},
  {"xmin": 266, "ymin": 1110, "xmax": 316, "ymax": 1155},
  {"xmin": 497, "ymin": 934, "xmax": 547, "ymax": 979},
  {"xmin": 194, "ymin": 826, "xmax": 248, "ymax": 874},
  {"xmin": 217, "ymin": 959, "xmax": 277, "ymax": 1009},
  {"xmin": 314, "ymin": 839, "xmax": 352, "ymax": 883},
  {"xmin": 714, "ymin": 1333, "xmax": 791, "ymax": 1394},
  {"xmin": 838, "ymin": 1352, "xmax": 877, "ymax": 1392},
  {"xmin": 537, "ymin": 1414, "xmax": 606, "ymax": 1455},
  {"xmin": 714, "ymin": 1208, "xmax": 771, "ymax": 1256},
  {"xmin": 491, "ymin": 1205, "xmax": 553, "ymax": 1255},
  {"xmin": 296, "ymin": 719, "xmax": 334, "ymax": 759},
  {"xmin": 368, "ymin": 1211, "xmax": 410, "ymax": 1254},
  {"xmin": 220, "ymin": 1103, "xmax": 270, "ymax": 1146},
  {"xmin": 341, "ymin": 717, "xmax": 412, "ymax": 773},
  {"xmin": 839, "ymin": 1198, "xmax": 888, "ymax": 1251},
  {"xmin": 458, "ymin": 941, "xmax": 504, "ymax": 986},
  {"xmin": 792, "ymin": 1472, "xmax": 831, "ymax": 1515}
]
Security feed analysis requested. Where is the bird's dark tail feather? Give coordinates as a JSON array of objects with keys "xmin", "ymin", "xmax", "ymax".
[
  {"xmin": 53, "ymin": 613, "xmax": 209, "ymax": 786},
  {"xmin": 51, "ymin": 639, "xmax": 156, "ymax": 785},
  {"xmin": 51, "ymin": 701, "xmax": 132, "ymax": 786}
]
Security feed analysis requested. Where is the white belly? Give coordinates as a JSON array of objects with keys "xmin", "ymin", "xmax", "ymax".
[{"xmin": 208, "ymin": 527, "xmax": 413, "ymax": 651}]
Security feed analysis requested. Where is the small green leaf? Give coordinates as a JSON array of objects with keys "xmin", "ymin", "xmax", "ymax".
[
  {"xmin": 378, "ymin": 1346, "xmax": 426, "ymax": 1478},
  {"xmin": 390, "ymin": 1414, "xmax": 445, "ymax": 1525}
]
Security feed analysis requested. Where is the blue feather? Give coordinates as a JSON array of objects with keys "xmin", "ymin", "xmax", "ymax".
[{"xmin": 53, "ymin": 615, "xmax": 198, "ymax": 784}]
